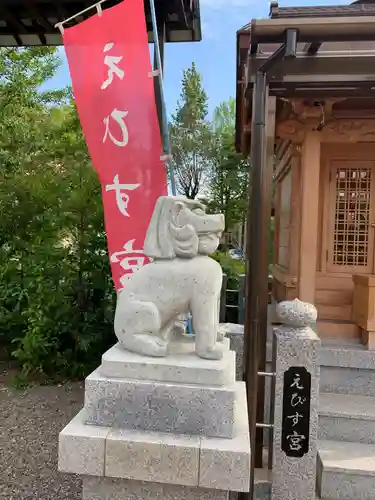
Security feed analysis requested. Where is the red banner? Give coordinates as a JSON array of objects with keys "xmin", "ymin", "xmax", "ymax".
[{"xmin": 63, "ymin": 0, "xmax": 167, "ymax": 289}]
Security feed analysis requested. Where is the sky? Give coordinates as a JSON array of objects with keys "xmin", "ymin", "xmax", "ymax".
[{"xmin": 45, "ymin": 0, "xmax": 352, "ymax": 117}]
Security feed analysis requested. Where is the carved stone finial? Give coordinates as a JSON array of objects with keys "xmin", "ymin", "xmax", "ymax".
[
  {"xmin": 114, "ymin": 196, "xmax": 226, "ymax": 360},
  {"xmin": 276, "ymin": 298, "xmax": 317, "ymax": 327}
]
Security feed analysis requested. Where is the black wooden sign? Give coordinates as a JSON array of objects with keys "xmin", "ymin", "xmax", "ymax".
[{"xmin": 281, "ymin": 366, "xmax": 311, "ymax": 458}]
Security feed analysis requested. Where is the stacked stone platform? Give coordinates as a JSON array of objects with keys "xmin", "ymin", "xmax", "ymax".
[{"xmin": 58, "ymin": 336, "xmax": 250, "ymax": 499}]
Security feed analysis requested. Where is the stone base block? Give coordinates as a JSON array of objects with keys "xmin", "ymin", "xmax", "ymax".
[
  {"xmin": 59, "ymin": 382, "xmax": 250, "ymax": 493},
  {"xmin": 199, "ymin": 383, "xmax": 250, "ymax": 492},
  {"xmin": 84, "ymin": 367, "xmax": 236, "ymax": 438},
  {"xmin": 82, "ymin": 476, "xmax": 229, "ymax": 500},
  {"xmin": 100, "ymin": 339, "xmax": 234, "ymax": 386},
  {"xmin": 59, "ymin": 410, "xmax": 109, "ymax": 477}
]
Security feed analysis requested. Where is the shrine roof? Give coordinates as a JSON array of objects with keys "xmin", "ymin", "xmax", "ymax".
[
  {"xmin": 235, "ymin": 0, "xmax": 375, "ymax": 153},
  {"xmin": 0, "ymin": 0, "xmax": 201, "ymax": 46},
  {"xmin": 269, "ymin": 0, "xmax": 375, "ymax": 19}
]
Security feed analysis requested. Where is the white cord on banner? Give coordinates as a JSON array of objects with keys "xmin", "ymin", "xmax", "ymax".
[
  {"xmin": 56, "ymin": 23, "xmax": 64, "ymax": 35},
  {"xmin": 54, "ymin": 0, "xmax": 109, "ymax": 29}
]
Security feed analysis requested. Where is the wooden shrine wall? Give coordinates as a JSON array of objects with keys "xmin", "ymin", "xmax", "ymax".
[
  {"xmin": 272, "ymin": 140, "xmax": 298, "ymax": 302},
  {"xmin": 314, "ymin": 143, "xmax": 375, "ymax": 335}
]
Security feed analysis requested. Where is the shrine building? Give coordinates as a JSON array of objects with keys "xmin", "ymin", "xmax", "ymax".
[{"xmin": 236, "ymin": 0, "xmax": 375, "ymax": 349}]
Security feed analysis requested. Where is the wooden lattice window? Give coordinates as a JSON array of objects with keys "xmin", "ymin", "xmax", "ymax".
[{"xmin": 331, "ymin": 165, "xmax": 372, "ymax": 267}]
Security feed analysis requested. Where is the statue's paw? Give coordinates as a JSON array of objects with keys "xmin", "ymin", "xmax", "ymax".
[
  {"xmin": 154, "ymin": 337, "xmax": 168, "ymax": 348},
  {"xmin": 196, "ymin": 345, "xmax": 224, "ymax": 360},
  {"xmin": 119, "ymin": 333, "xmax": 167, "ymax": 358}
]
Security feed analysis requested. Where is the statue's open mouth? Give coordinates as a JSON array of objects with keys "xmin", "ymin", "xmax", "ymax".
[{"xmin": 198, "ymin": 232, "xmax": 222, "ymax": 248}]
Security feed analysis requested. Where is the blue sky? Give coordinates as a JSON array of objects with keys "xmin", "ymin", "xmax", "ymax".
[{"xmin": 46, "ymin": 0, "xmax": 351, "ymax": 117}]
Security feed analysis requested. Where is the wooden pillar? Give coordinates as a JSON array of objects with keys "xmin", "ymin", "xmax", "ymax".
[
  {"xmin": 273, "ymin": 181, "xmax": 281, "ymax": 268},
  {"xmin": 264, "ymin": 95, "xmax": 276, "ymax": 472},
  {"xmin": 243, "ymin": 217, "xmax": 247, "ymax": 256},
  {"xmin": 298, "ymin": 132, "xmax": 321, "ymax": 303},
  {"xmin": 288, "ymin": 147, "xmax": 301, "ymax": 281}
]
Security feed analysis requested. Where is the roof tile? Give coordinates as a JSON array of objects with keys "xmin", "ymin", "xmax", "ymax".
[{"xmin": 270, "ymin": 2, "xmax": 375, "ymax": 19}]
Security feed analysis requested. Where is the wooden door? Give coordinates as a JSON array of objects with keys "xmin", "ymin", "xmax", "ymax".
[{"xmin": 326, "ymin": 161, "xmax": 375, "ymax": 274}]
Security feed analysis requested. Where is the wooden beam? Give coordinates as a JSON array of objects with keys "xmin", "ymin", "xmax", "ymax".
[
  {"xmin": 250, "ymin": 43, "xmax": 258, "ymax": 55},
  {"xmin": 247, "ymin": 55, "xmax": 375, "ymax": 80},
  {"xmin": 0, "ymin": 6, "xmax": 28, "ymax": 34},
  {"xmin": 269, "ymin": 84, "xmax": 375, "ymax": 100},
  {"xmin": 24, "ymin": 0, "xmax": 54, "ymax": 31},
  {"xmin": 277, "ymin": 118, "xmax": 375, "ymax": 143},
  {"xmin": 251, "ymin": 15, "xmax": 375, "ymax": 44},
  {"xmin": 298, "ymin": 131, "xmax": 321, "ymax": 303},
  {"xmin": 304, "ymin": 41, "xmax": 322, "ymax": 54},
  {"xmin": 176, "ymin": 0, "xmax": 188, "ymax": 27},
  {"xmin": 14, "ymin": 33, "xmax": 22, "ymax": 45}
]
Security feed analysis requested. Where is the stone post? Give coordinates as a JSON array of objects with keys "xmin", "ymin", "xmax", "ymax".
[{"xmin": 271, "ymin": 299, "xmax": 320, "ymax": 500}]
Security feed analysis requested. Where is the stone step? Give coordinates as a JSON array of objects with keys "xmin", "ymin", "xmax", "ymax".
[
  {"xmin": 223, "ymin": 324, "xmax": 375, "ymax": 387},
  {"xmin": 317, "ymin": 439, "xmax": 375, "ymax": 500},
  {"xmin": 319, "ymin": 393, "xmax": 375, "ymax": 445},
  {"xmin": 319, "ymin": 343, "xmax": 375, "ymax": 396},
  {"xmin": 319, "ymin": 342, "xmax": 375, "ymax": 370}
]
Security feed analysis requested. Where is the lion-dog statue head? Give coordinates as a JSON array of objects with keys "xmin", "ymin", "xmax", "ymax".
[{"xmin": 144, "ymin": 196, "xmax": 225, "ymax": 260}]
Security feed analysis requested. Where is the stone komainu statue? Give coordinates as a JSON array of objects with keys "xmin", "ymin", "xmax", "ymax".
[{"xmin": 114, "ymin": 196, "xmax": 225, "ymax": 360}]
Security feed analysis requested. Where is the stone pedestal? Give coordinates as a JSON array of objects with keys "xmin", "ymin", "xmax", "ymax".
[
  {"xmin": 271, "ymin": 299, "xmax": 320, "ymax": 500},
  {"xmin": 58, "ymin": 339, "xmax": 250, "ymax": 499}
]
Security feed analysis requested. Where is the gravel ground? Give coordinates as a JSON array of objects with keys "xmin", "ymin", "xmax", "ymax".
[{"xmin": 0, "ymin": 364, "xmax": 84, "ymax": 500}]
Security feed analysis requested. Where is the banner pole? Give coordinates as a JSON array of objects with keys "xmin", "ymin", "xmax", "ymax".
[{"xmin": 149, "ymin": 0, "xmax": 177, "ymax": 196}]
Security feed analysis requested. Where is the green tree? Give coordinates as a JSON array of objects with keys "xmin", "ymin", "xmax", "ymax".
[
  {"xmin": 0, "ymin": 47, "xmax": 67, "ymax": 176},
  {"xmin": 208, "ymin": 98, "xmax": 249, "ymax": 232},
  {"xmin": 0, "ymin": 48, "xmax": 115, "ymax": 379},
  {"xmin": 170, "ymin": 62, "xmax": 211, "ymax": 198}
]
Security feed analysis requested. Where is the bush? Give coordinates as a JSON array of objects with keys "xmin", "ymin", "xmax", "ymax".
[
  {"xmin": 0, "ymin": 48, "xmax": 118, "ymax": 380},
  {"xmin": 211, "ymin": 251, "xmax": 245, "ymax": 286},
  {"xmin": 0, "ymin": 160, "xmax": 117, "ymax": 380}
]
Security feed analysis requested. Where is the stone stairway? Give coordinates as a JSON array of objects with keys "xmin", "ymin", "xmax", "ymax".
[
  {"xmin": 317, "ymin": 342, "xmax": 375, "ymax": 500},
  {"xmin": 247, "ymin": 338, "xmax": 375, "ymax": 500},
  {"xmin": 224, "ymin": 324, "xmax": 375, "ymax": 499}
]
